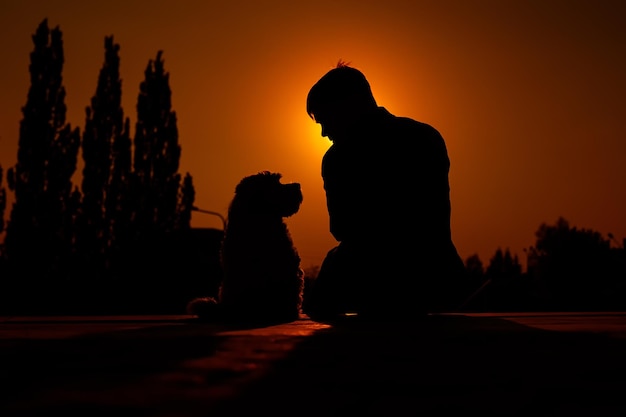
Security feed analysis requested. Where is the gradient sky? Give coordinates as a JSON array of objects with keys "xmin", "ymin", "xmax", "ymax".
[{"xmin": 1, "ymin": 0, "xmax": 625, "ymax": 270}]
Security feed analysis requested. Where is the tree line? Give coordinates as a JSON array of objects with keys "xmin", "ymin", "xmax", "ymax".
[
  {"xmin": 460, "ymin": 217, "xmax": 626, "ymax": 312},
  {"xmin": 0, "ymin": 19, "xmax": 216, "ymax": 315}
]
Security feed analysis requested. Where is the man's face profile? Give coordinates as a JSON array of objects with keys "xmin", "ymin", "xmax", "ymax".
[
  {"xmin": 314, "ymin": 113, "xmax": 341, "ymax": 142},
  {"xmin": 312, "ymin": 103, "xmax": 355, "ymax": 144}
]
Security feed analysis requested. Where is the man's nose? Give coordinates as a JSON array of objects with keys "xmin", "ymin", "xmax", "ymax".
[{"xmin": 320, "ymin": 124, "xmax": 329, "ymax": 138}]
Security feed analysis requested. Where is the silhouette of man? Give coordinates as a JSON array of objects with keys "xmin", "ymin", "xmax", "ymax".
[{"xmin": 302, "ymin": 61, "xmax": 467, "ymax": 321}]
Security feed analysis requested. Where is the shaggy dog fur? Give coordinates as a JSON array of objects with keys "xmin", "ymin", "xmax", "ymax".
[{"xmin": 187, "ymin": 171, "xmax": 304, "ymax": 325}]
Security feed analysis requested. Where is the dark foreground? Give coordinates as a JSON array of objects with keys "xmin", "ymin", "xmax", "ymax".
[{"xmin": 1, "ymin": 312, "xmax": 625, "ymax": 416}]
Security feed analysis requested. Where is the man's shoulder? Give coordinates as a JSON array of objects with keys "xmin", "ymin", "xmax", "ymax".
[
  {"xmin": 394, "ymin": 115, "xmax": 439, "ymax": 134},
  {"xmin": 380, "ymin": 110, "xmax": 448, "ymax": 156},
  {"xmin": 379, "ymin": 107, "xmax": 438, "ymax": 133}
]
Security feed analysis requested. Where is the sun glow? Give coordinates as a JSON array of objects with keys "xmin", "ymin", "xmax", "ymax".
[
  {"xmin": 306, "ymin": 118, "xmax": 331, "ymax": 153},
  {"xmin": 284, "ymin": 107, "xmax": 331, "ymax": 167}
]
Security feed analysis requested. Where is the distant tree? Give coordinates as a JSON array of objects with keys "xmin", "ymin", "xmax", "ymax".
[
  {"xmin": 0, "ymin": 165, "xmax": 5, "ymax": 291},
  {"xmin": 461, "ymin": 248, "xmax": 528, "ymax": 312},
  {"xmin": 528, "ymin": 217, "xmax": 625, "ymax": 310},
  {"xmin": 464, "ymin": 253, "xmax": 485, "ymax": 288},
  {"xmin": 112, "ymin": 50, "xmax": 195, "ymax": 309},
  {"xmin": 176, "ymin": 172, "xmax": 195, "ymax": 232},
  {"xmin": 0, "ymin": 164, "xmax": 5, "ymax": 236},
  {"xmin": 132, "ymin": 50, "xmax": 192, "ymax": 240},
  {"xmin": 457, "ymin": 254, "xmax": 483, "ymax": 311},
  {"xmin": 485, "ymin": 248, "xmax": 522, "ymax": 281},
  {"xmin": 78, "ymin": 35, "xmax": 131, "ymax": 275},
  {"xmin": 0, "ymin": 164, "xmax": 6, "ymax": 259},
  {"xmin": 4, "ymin": 19, "xmax": 80, "ymax": 281},
  {"xmin": 107, "ymin": 114, "xmax": 134, "ymax": 268}
]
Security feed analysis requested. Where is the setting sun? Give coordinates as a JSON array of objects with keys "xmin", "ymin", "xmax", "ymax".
[{"xmin": 1, "ymin": 1, "xmax": 625, "ymax": 272}]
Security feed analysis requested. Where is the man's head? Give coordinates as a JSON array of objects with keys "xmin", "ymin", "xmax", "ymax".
[{"xmin": 306, "ymin": 61, "xmax": 377, "ymax": 142}]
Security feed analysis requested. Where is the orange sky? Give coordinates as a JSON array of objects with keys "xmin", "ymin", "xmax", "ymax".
[{"xmin": 1, "ymin": 0, "xmax": 625, "ymax": 270}]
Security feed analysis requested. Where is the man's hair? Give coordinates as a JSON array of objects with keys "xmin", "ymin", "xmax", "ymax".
[{"xmin": 306, "ymin": 60, "xmax": 377, "ymax": 120}]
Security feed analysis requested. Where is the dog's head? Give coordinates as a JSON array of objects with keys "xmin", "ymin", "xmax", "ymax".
[{"xmin": 228, "ymin": 171, "xmax": 303, "ymax": 219}]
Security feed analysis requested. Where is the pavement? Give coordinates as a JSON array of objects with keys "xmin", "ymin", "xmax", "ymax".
[{"xmin": 1, "ymin": 312, "xmax": 626, "ymax": 416}]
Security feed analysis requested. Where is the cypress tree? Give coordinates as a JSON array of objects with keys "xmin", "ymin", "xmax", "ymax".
[
  {"xmin": 79, "ymin": 35, "xmax": 131, "ymax": 274},
  {"xmin": 132, "ymin": 50, "xmax": 185, "ymax": 239},
  {"xmin": 4, "ymin": 19, "xmax": 80, "ymax": 282},
  {"xmin": 123, "ymin": 50, "xmax": 194, "ymax": 305}
]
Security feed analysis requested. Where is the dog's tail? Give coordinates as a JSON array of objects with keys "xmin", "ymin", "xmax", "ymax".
[{"xmin": 186, "ymin": 297, "xmax": 220, "ymax": 321}]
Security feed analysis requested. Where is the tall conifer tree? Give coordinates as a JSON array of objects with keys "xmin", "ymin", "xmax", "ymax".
[
  {"xmin": 79, "ymin": 35, "xmax": 131, "ymax": 273},
  {"xmin": 4, "ymin": 19, "xmax": 80, "ymax": 279},
  {"xmin": 132, "ymin": 51, "xmax": 191, "ymax": 239}
]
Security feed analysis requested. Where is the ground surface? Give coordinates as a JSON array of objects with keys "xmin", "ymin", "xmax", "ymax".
[{"xmin": 1, "ymin": 312, "xmax": 625, "ymax": 416}]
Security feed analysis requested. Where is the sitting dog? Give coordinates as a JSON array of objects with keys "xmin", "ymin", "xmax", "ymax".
[{"xmin": 187, "ymin": 171, "xmax": 305, "ymax": 325}]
